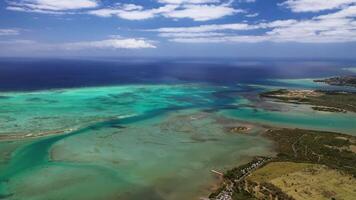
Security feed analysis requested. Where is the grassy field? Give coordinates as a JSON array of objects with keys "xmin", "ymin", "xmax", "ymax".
[
  {"xmin": 210, "ymin": 128, "xmax": 356, "ymax": 200},
  {"xmin": 265, "ymin": 128, "xmax": 356, "ymax": 176},
  {"xmin": 249, "ymin": 162, "xmax": 356, "ymax": 200},
  {"xmin": 248, "ymin": 162, "xmax": 315, "ymax": 182}
]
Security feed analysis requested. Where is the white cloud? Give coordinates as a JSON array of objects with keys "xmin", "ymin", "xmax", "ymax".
[
  {"xmin": 88, "ymin": 0, "xmax": 240, "ymax": 21},
  {"xmin": 157, "ymin": 0, "xmax": 219, "ymax": 4},
  {"xmin": 150, "ymin": 5, "xmax": 356, "ymax": 44},
  {"xmin": 62, "ymin": 39, "xmax": 156, "ymax": 50},
  {"xmin": 245, "ymin": 12, "xmax": 258, "ymax": 17},
  {"xmin": 281, "ymin": 0, "xmax": 356, "ymax": 12},
  {"xmin": 5, "ymin": 0, "xmax": 355, "ymax": 45},
  {"xmin": 121, "ymin": 4, "xmax": 144, "ymax": 11},
  {"xmin": 170, "ymin": 35, "xmax": 266, "ymax": 43},
  {"xmin": 0, "ymin": 29, "xmax": 20, "ymax": 36},
  {"xmin": 159, "ymin": 32, "xmax": 226, "ymax": 37},
  {"xmin": 89, "ymin": 4, "xmax": 178, "ymax": 20},
  {"xmin": 150, "ymin": 19, "xmax": 296, "ymax": 33},
  {"xmin": 0, "ymin": 39, "xmax": 35, "ymax": 44},
  {"xmin": 238, "ymin": 0, "xmax": 256, "ymax": 3},
  {"xmin": 0, "ymin": 38, "xmax": 156, "ymax": 55},
  {"xmin": 150, "ymin": 23, "xmax": 253, "ymax": 33},
  {"xmin": 162, "ymin": 3, "xmax": 240, "ymax": 21},
  {"xmin": 317, "ymin": 5, "xmax": 356, "ymax": 19},
  {"xmin": 7, "ymin": 0, "xmax": 242, "ymax": 21},
  {"xmin": 7, "ymin": 0, "xmax": 98, "ymax": 14}
]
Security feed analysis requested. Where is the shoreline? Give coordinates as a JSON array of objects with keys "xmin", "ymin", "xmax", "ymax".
[
  {"xmin": 260, "ymin": 89, "xmax": 356, "ymax": 113},
  {"xmin": 1, "ymin": 82, "xmax": 356, "ymax": 200},
  {"xmin": 209, "ymin": 127, "xmax": 356, "ymax": 200},
  {"xmin": 0, "ymin": 129, "xmax": 72, "ymax": 142},
  {"xmin": 314, "ymin": 76, "xmax": 356, "ymax": 88}
]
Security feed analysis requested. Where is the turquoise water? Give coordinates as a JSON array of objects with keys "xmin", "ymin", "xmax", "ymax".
[
  {"xmin": 0, "ymin": 82, "xmax": 355, "ymax": 199},
  {"xmin": 250, "ymin": 78, "xmax": 356, "ymax": 92},
  {"xmin": 222, "ymin": 105, "xmax": 356, "ymax": 134}
]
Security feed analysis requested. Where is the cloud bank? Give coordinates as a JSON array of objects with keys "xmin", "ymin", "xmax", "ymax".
[
  {"xmin": 0, "ymin": 29, "xmax": 20, "ymax": 36},
  {"xmin": 88, "ymin": 0, "xmax": 241, "ymax": 21},
  {"xmin": 7, "ymin": 0, "xmax": 242, "ymax": 21},
  {"xmin": 149, "ymin": 3, "xmax": 356, "ymax": 43},
  {"xmin": 2, "ymin": 0, "xmax": 356, "ymax": 53},
  {"xmin": 7, "ymin": 0, "xmax": 98, "ymax": 14},
  {"xmin": 62, "ymin": 38, "xmax": 156, "ymax": 50},
  {"xmin": 281, "ymin": 0, "xmax": 356, "ymax": 13}
]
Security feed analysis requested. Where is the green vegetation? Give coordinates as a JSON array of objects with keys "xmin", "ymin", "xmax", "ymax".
[
  {"xmin": 210, "ymin": 128, "xmax": 356, "ymax": 200},
  {"xmin": 211, "ymin": 88, "xmax": 356, "ymax": 199},
  {"xmin": 314, "ymin": 76, "xmax": 356, "ymax": 88},
  {"xmin": 311, "ymin": 106, "xmax": 346, "ymax": 113},
  {"xmin": 261, "ymin": 89, "xmax": 356, "ymax": 113},
  {"xmin": 248, "ymin": 162, "xmax": 315, "ymax": 183},
  {"xmin": 250, "ymin": 162, "xmax": 356, "ymax": 200},
  {"xmin": 266, "ymin": 128, "xmax": 356, "ymax": 176},
  {"xmin": 231, "ymin": 190, "xmax": 256, "ymax": 200},
  {"xmin": 224, "ymin": 157, "xmax": 270, "ymax": 181}
]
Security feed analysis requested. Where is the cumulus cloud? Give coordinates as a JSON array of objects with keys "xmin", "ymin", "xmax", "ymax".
[
  {"xmin": 149, "ymin": 20, "xmax": 295, "ymax": 33},
  {"xmin": 316, "ymin": 5, "xmax": 356, "ymax": 19},
  {"xmin": 0, "ymin": 38, "xmax": 156, "ymax": 56},
  {"xmin": 62, "ymin": 38, "xmax": 156, "ymax": 50},
  {"xmin": 162, "ymin": 3, "xmax": 239, "ymax": 21},
  {"xmin": 238, "ymin": 0, "xmax": 256, "ymax": 3},
  {"xmin": 89, "ymin": 4, "xmax": 178, "ymax": 20},
  {"xmin": 0, "ymin": 39, "xmax": 35, "ymax": 44},
  {"xmin": 149, "ymin": 5, "xmax": 356, "ymax": 43},
  {"xmin": 159, "ymin": 32, "xmax": 226, "ymax": 38},
  {"xmin": 7, "ymin": 0, "xmax": 98, "ymax": 14},
  {"xmin": 5, "ymin": 0, "xmax": 356, "ymax": 45},
  {"xmin": 245, "ymin": 12, "xmax": 258, "ymax": 17},
  {"xmin": 280, "ymin": 0, "xmax": 356, "ymax": 13},
  {"xmin": 157, "ymin": 0, "xmax": 220, "ymax": 4},
  {"xmin": 0, "ymin": 29, "xmax": 20, "ymax": 36},
  {"xmin": 6, "ymin": 0, "xmax": 245, "ymax": 21},
  {"xmin": 89, "ymin": 1, "xmax": 240, "ymax": 21}
]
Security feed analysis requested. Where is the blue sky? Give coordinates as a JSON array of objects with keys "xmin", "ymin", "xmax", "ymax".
[{"xmin": 0, "ymin": 0, "xmax": 356, "ymax": 58}]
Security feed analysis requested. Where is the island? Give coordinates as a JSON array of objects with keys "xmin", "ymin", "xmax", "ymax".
[
  {"xmin": 314, "ymin": 76, "xmax": 356, "ymax": 88},
  {"xmin": 260, "ymin": 89, "xmax": 356, "ymax": 113},
  {"xmin": 229, "ymin": 126, "xmax": 251, "ymax": 134}
]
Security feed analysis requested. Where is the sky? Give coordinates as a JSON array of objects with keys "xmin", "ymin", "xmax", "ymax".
[{"xmin": 0, "ymin": 0, "xmax": 356, "ymax": 58}]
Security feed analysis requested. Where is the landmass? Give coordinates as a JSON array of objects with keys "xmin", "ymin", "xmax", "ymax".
[
  {"xmin": 0, "ymin": 117, "xmax": 120, "ymax": 142},
  {"xmin": 210, "ymin": 84, "xmax": 356, "ymax": 200},
  {"xmin": 314, "ymin": 76, "xmax": 356, "ymax": 88},
  {"xmin": 260, "ymin": 89, "xmax": 356, "ymax": 113},
  {"xmin": 229, "ymin": 126, "xmax": 251, "ymax": 134},
  {"xmin": 210, "ymin": 128, "xmax": 356, "ymax": 200},
  {"xmin": 0, "ymin": 129, "xmax": 71, "ymax": 141}
]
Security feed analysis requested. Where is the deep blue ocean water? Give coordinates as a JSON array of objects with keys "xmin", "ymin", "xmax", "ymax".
[{"xmin": 0, "ymin": 58, "xmax": 354, "ymax": 91}]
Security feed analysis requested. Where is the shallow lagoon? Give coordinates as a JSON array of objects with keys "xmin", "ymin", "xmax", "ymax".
[
  {"xmin": 0, "ymin": 84, "xmax": 275, "ymax": 199},
  {"xmin": 1, "ymin": 79, "xmax": 356, "ymax": 199}
]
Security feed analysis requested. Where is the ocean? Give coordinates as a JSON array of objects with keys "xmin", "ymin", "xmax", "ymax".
[{"xmin": 0, "ymin": 58, "xmax": 355, "ymax": 200}]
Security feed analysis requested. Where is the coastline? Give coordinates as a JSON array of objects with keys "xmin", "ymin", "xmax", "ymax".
[
  {"xmin": 1, "ymin": 77, "xmax": 356, "ymax": 200},
  {"xmin": 209, "ymin": 84, "xmax": 356, "ymax": 200},
  {"xmin": 209, "ymin": 127, "xmax": 356, "ymax": 200}
]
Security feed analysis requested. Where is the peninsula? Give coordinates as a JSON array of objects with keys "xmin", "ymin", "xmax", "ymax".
[
  {"xmin": 210, "ymin": 81, "xmax": 356, "ymax": 200},
  {"xmin": 314, "ymin": 76, "xmax": 356, "ymax": 88},
  {"xmin": 260, "ymin": 89, "xmax": 356, "ymax": 113},
  {"xmin": 210, "ymin": 128, "xmax": 356, "ymax": 200}
]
